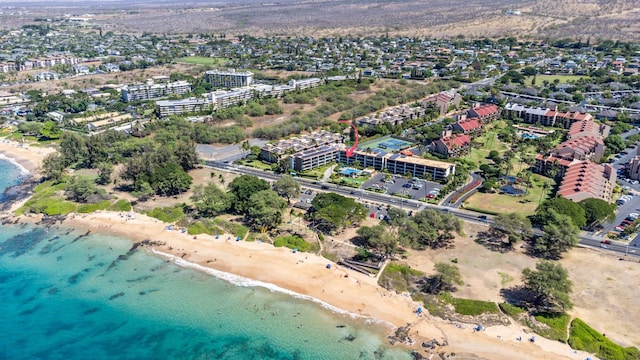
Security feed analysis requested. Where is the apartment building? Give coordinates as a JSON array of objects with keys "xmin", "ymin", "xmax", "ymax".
[
  {"xmin": 288, "ymin": 78, "xmax": 322, "ymax": 90},
  {"xmin": 356, "ymin": 104, "xmax": 426, "ymax": 127},
  {"xmin": 121, "ymin": 80, "xmax": 191, "ymax": 102},
  {"xmin": 557, "ymin": 162, "xmax": 616, "ymax": 203},
  {"xmin": 260, "ymin": 130, "xmax": 345, "ymax": 163},
  {"xmin": 290, "ymin": 145, "xmax": 341, "ymax": 172},
  {"xmin": 503, "ymin": 103, "xmax": 593, "ymax": 128},
  {"xmin": 467, "ymin": 103, "xmax": 500, "ymax": 122},
  {"xmin": 337, "ymin": 149, "xmax": 455, "ymax": 181},
  {"xmin": 209, "ymin": 88, "xmax": 253, "ymax": 108},
  {"xmin": 431, "ymin": 130, "xmax": 471, "ymax": 158},
  {"xmin": 156, "ymin": 98, "xmax": 211, "ymax": 117},
  {"xmin": 205, "ymin": 70, "xmax": 254, "ymax": 88}
]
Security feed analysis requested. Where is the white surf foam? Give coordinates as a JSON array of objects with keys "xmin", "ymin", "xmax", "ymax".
[
  {"xmin": 0, "ymin": 154, "xmax": 30, "ymax": 177},
  {"xmin": 151, "ymin": 249, "xmax": 394, "ymax": 329}
]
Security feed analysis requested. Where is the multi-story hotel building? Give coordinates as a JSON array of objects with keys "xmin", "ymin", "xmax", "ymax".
[{"xmin": 205, "ymin": 70, "xmax": 254, "ymax": 88}]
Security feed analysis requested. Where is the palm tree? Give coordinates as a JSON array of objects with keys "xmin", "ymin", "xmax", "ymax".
[{"xmin": 240, "ymin": 140, "xmax": 250, "ymax": 154}]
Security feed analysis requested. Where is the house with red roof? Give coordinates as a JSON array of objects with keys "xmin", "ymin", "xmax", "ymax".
[
  {"xmin": 432, "ymin": 130, "xmax": 471, "ymax": 158},
  {"xmin": 467, "ymin": 103, "xmax": 499, "ymax": 123}
]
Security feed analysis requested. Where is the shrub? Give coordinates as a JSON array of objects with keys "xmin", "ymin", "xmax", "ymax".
[
  {"xmin": 107, "ymin": 199, "xmax": 132, "ymax": 212},
  {"xmin": 499, "ymin": 303, "xmax": 526, "ymax": 318},
  {"xmin": 146, "ymin": 206, "xmax": 185, "ymax": 223},
  {"xmin": 533, "ymin": 312, "xmax": 571, "ymax": 343},
  {"xmin": 378, "ymin": 262, "xmax": 424, "ymax": 293},
  {"xmin": 77, "ymin": 200, "xmax": 110, "ymax": 213},
  {"xmin": 187, "ymin": 222, "xmax": 210, "ymax": 235},
  {"xmin": 448, "ymin": 298, "xmax": 500, "ymax": 316},
  {"xmin": 569, "ymin": 318, "xmax": 640, "ymax": 360},
  {"xmin": 273, "ymin": 234, "xmax": 312, "ymax": 252}
]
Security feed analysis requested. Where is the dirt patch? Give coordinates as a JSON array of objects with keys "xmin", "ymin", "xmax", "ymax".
[{"xmin": 349, "ymin": 220, "xmax": 640, "ymax": 348}]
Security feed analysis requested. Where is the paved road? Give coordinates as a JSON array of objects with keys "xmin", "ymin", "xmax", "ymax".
[{"xmin": 206, "ymin": 159, "xmax": 640, "ymax": 258}]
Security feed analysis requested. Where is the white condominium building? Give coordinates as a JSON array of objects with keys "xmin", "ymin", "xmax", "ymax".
[{"xmin": 205, "ymin": 70, "xmax": 254, "ymax": 88}]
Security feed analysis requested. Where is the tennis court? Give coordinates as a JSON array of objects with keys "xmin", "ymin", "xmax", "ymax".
[{"xmin": 358, "ymin": 135, "xmax": 415, "ymax": 152}]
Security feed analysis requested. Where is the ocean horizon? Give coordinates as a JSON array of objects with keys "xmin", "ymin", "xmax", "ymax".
[{"xmin": 0, "ymin": 157, "xmax": 412, "ymax": 360}]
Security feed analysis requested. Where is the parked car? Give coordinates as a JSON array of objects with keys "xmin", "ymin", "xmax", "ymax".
[{"xmin": 614, "ymin": 226, "xmax": 625, "ymax": 232}]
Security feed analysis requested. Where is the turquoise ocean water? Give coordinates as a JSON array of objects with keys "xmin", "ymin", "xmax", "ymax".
[{"xmin": 0, "ymin": 158, "xmax": 411, "ymax": 360}]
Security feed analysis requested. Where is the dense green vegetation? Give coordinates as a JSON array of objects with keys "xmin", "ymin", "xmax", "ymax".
[
  {"xmin": 378, "ymin": 262, "xmax": 424, "ymax": 293},
  {"xmin": 569, "ymin": 319, "xmax": 640, "ymax": 360},
  {"xmin": 499, "ymin": 303, "xmax": 526, "ymax": 318},
  {"xmin": 146, "ymin": 206, "xmax": 186, "ymax": 223},
  {"xmin": 533, "ymin": 312, "xmax": 570, "ymax": 343},
  {"xmin": 273, "ymin": 234, "xmax": 314, "ymax": 252},
  {"xmin": 443, "ymin": 295, "xmax": 500, "ymax": 316},
  {"xmin": 309, "ymin": 193, "xmax": 367, "ymax": 233},
  {"xmin": 522, "ymin": 261, "xmax": 573, "ymax": 313}
]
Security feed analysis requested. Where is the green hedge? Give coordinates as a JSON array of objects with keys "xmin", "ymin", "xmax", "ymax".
[
  {"xmin": 499, "ymin": 303, "xmax": 526, "ymax": 318},
  {"xmin": 463, "ymin": 207, "xmax": 500, "ymax": 216},
  {"xmin": 569, "ymin": 318, "xmax": 640, "ymax": 360},
  {"xmin": 533, "ymin": 312, "xmax": 570, "ymax": 343},
  {"xmin": 107, "ymin": 199, "xmax": 132, "ymax": 212},
  {"xmin": 146, "ymin": 206, "xmax": 185, "ymax": 223},
  {"xmin": 274, "ymin": 234, "xmax": 312, "ymax": 252},
  {"xmin": 77, "ymin": 200, "xmax": 111, "ymax": 213},
  {"xmin": 187, "ymin": 222, "xmax": 210, "ymax": 235},
  {"xmin": 449, "ymin": 297, "xmax": 500, "ymax": 316}
]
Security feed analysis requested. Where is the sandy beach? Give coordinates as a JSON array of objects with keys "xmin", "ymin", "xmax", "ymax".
[
  {"xmin": 0, "ymin": 139, "xmax": 54, "ymax": 174},
  {"xmin": 59, "ymin": 211, "xmax": 592, "ymax": 360}
]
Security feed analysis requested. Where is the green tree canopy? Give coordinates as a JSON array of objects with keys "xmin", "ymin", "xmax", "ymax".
[
  {"xmin": 356, "ymin": 224, "xmax": 398, "ymax": 256},
  {"xmin": 522, "ymin": 260, "xmax": 573, "ymax": 313},
  {"xmin": 534, "ymin": 197, "xmax": 586, "ymax": 229},
  {"xmin": 579, "ymin": 198, "xmax": 615, "ymax": 227},
  {"xmin": 391, "ymin": 209, "xmax": 463, "ymax": 250},
  {"xmin": 228, "ymin": 175, "xmax": 270, "ymax": 214},
  {"xmin": 420, "ymin": 262, "xmax": 464, "ymax": 295},
  {"xmin": 190, "ymin": 182, "xmax": 230, "ymax": 218},
  {"xmin": 40, "ymin": 153, "xmax": 66, "ymax": 182},
  {"xmin": 246, "ymin": 190, "xmax": 287, "ymax": 230},
  {"xmin": 65, "ymin": 176, "xmax": 109, "ymax": 203},
  {"xmin": 149, "ymin": 163, "xmax": 193, "ymax": 196},
  {"xmin": 490, "ymin": 212, "xmax": 533, "ymax": 248},
  {"xmin": 272, "ymin": 175, "xmax": 301, "ymax": 204},
  {"xmin": 533, "ymin": 210, "xmax": 580, "ymax": 259},
  {"xmin": 310, "ymin": 193, "xmax": 367, "ymax": 233}
]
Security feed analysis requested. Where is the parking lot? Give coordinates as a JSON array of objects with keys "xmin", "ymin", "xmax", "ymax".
[{"xmin": 360, "ymin": 174, "xmax": 442, "ymax": 201}]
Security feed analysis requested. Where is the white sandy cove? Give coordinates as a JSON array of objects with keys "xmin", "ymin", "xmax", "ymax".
[{"xmin": 62, "ymin": 211, "xmax": 593, "ymax": 360}]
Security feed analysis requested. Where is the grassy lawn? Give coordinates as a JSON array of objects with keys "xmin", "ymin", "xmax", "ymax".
[
  {"xmin": 297, "ymin": 163, "xmax": 335, "ymax": 180},
  {"xmin": 468, "ymin": 130, "xmax": 509, "ymax": 167},
  {"xmin": 462, "ymin": 173, "xmax": 553, "ymax": 216},
  {"xmin": 525, "ymin": 74, "xmax": 589, "ymax": 86},
  {"xmin": 175, "ymin": 56, "xmax": 230, "ymax": 66},
  {"xmin": 334, "ymin": 175, "xmax": 370, "ymax": 188},
  {"xmin": 238, "ymin": 158, "xmax": 273, "ymax": 170},
  {"xmin": 569, "ymin": 318, "xmax": 640, "ymax": 360}
]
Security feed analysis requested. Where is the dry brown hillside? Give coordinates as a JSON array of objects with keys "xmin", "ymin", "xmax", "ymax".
[{"xmin": 3, "ymin": 0, "xmax": 640, "ymax": 41}]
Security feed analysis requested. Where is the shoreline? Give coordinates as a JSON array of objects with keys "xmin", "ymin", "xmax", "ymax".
[
  {"xmin": 59, "ymin": 211, "xmax": 592, "ymax": 360},
  {"xmin": 0, "ymin": 147, "xmax": 593, "ymax": 360}
]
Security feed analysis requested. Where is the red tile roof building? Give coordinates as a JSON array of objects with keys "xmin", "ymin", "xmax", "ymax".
[
  {"xmin": 432, "ymin": 131, "xmax": 471, "ymax": 158},
  {"xmin": 467, "ymin": 103, "xmax": 500, "ymax": 122},
  {"xmin": 452, "ymin": 118, "xmax": 483, "ymax": 134},
  {"xmin": 557, "ymin": 162, "xmax": 616, "ymax": 203},
  {"xmin": 533, "ymin": 116, "xmax": 615, "ymax": 203}
]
